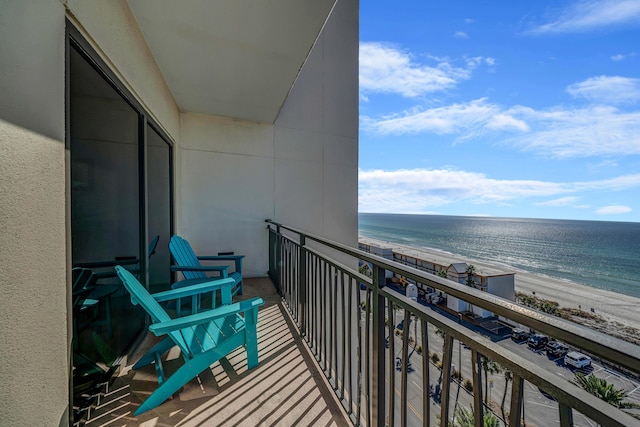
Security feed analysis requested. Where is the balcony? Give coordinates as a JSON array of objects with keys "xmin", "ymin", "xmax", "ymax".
[
  {"xmin": 76, "ymin": 276, "xmax": 350, "ymax": 426},
  {"xmin": 76, "ymin": 220, "xmax": 640, "ymax": 426},
  {"xmin": 265, "ymin": 220, "xmax": 640, "ymax": 427}
]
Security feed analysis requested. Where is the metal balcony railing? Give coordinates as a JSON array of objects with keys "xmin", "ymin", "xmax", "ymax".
[{"xmin": 266, "ymin": 220, "xmax": 640, "ymax": 427}]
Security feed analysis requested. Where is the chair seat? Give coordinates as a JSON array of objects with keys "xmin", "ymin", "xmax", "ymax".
[{"xmin": 183, "ymin": 313, "xmax": 245, "ymax": 356}]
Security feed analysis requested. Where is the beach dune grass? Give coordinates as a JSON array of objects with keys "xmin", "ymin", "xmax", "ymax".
[{"xmin": 516, "ymin": 291, "xmax": 640, "ymax": 345}]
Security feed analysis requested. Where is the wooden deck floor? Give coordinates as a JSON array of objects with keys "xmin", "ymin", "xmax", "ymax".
[{"xmin": 82, "ymin": 277, "xmax": 349, "ymax": 427}]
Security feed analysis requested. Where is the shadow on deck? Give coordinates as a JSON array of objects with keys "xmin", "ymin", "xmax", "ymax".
[{"xmin": 83, "ymin": 277, "xmax": 349, "ymax": 426}]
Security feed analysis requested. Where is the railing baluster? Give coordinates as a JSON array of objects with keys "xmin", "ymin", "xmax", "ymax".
[
  {"xmin": 348, "ymin": 275, "xmax": 354, "ymax": 419},
  {"xmin": 355, "ymin": 283, "xmax": 363, "ymax": 425},
  {"xmin": 312, "ymin": 253, "xmax": 318, "ymax": 353},
  {"xmin": 328, "ymin": 266, "xmax": 338, "ymax": 382},
  {"xmin": 333, "ymin": 267, "xmax": 339, "ymax": 388},
  {"xmin": 340, "ymin": 272, "xmax": 347, "ymax": 401},
  {"xmin": 387, "ymin": 300, "xmax": 395, "ymax": 426},
  {"xmin": 306, "ymin": 248, "xmax": 311, "ymax": 339},
  {"xmin": 441, "ymin": 334, "xmax": 454, "ymax": 427},
  {"xmin": 558, "ymin": 403, "xmax": 573, "ymax": 427},
  {"xmin": 509, "ymin": 374, "xmax": 524, "ymax": 427},
  {"xmin": 421, "ymin": 319, "xmax": 430, "ymax": 427},
  {"xmin": 366, "ymin": 288, "xmax": 372, "ymax": 426},
  {"xmin": 330, "ymin": 265, "xmax": 335, "ymax": 381},
  {"xmin": 372, "ymin": 265, "xmax": 386, "ymax": 427},
  {"xmin": 297, "ymin": 235, "xmax": 307, "ymax": 336},
  {"xmin": 321, "ymin": 260, "xmax": 327, "ymax": 372},
  {"xmin": 275, "ymin": 224, "xmax": 282, "ymax": 292},
  {"xmin": 400, "ymin": 308, "xmax": 410, "ymax": 427},
  {"xmin": 471, "ymin": 349, "xmax": 483, "ymax": 427}
]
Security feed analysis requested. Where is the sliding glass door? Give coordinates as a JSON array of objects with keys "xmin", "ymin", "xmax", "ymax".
[{"xmin": 68, "ymin": 35, "xmax": 173, "ymax": 391}]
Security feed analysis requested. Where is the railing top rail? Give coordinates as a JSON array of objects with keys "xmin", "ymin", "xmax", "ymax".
[{"xmin": 265, "ymin": 219, "xmax": 640, "ymax": 377}]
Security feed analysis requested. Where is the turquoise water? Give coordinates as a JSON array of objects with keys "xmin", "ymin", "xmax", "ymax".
[{"xmin": 359, "ymin": 213, "xmax": 640, "ymax": 298}]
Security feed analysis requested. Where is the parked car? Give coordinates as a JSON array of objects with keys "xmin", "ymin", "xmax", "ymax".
[
  {"xmin": 564, "ymin": 351, "xmax": 592, "ymax": 369},
  {"xmin": 546, "ymin": 341, "xmax": 569, "ymax": 358},
  {"xmin": 527, "ymin": 333, "xmax": 549, "ymax": 349},
  {"xmin": 511, "ymin": 327, "xmax": 530, "ymax": 341}
]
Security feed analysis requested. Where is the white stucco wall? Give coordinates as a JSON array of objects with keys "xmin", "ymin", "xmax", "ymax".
[
  {"xmin": 178, "ymin": 0, "xmax": 359, "ymax": 275},
  {"xmin": 274, "ymin": 0, "xmax": 358, "ymax": 246},
  {"xmin": 179, "ymin": 113, "xmax": 276, "ymax": 276},
  {"xmin": 1, "ymin": 1, "xmax": 181, "ymax": 424},
  {"xmin": 0, "ymin": 1, "xmax": 68, "ymax": 425},
  {"xmin": 447, "ymin": 295, "xmax": 468, "ymax": 313},
  {"xmin": 488, "ymin": 275, "xmax": 516, "ymax": 301}
]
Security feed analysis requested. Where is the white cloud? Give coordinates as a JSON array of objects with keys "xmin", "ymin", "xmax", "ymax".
[
  {"xmin": 530, "ymin": 0, "xmax": 640, "ymax": 34},
  {"xmin": 359, "ymin": 43, "xmax": 465, "ymax": 97},
  {"xmin": 465, "ymin": 56, "xmax": 495, "ymax": 69},
  {"xmin": 485, "ymin": 114, "xmax": 530, "ymax": 132},
  {"xmin": 567, "ymin": 76, "xmax": 640, "ymax": 104},
  {"xmin": 359, "ymin": 168, "xmax": 640, "ymax": 214},
  {"xmin": 595, "ymin": 205, "xmax": 633, "ymax": 215},
  {"xmin": 454, "ymin": 31, "xmax": 469, "ymax": 39},
  {"xmin": 611, "ymin": 52, "xmax": 636, "ymax": 61},
  {"xmin": 505, "ymin": 105, "xmax": 640, "ymax": 158},
  {"xmin": 536, "ymin": 196, "xmax": 580, "ymax": 206},
  {"xmin": 574, "ymin": 174, "xmax": 640, "ymax": 191},
  {"xmin": 362, "ymin": 98, "xmax": 500, "ymax": 135},
  {"xmin": 364, "ymin": 99, "xmax": 640, "ymax": 158},
  {"xmin": 359, "ymin": 42, "xmax": 492, "ymax": 98}
]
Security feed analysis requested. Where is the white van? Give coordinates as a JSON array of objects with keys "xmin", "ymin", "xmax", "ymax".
[{"xmin": 564, "ymin": 351, "xmax": 592, "ymax": 369}]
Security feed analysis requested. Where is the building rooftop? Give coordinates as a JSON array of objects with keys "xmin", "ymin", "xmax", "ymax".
[{"xmin": 359, "ymin": 237, "xmax": 515, "ymax": 278}]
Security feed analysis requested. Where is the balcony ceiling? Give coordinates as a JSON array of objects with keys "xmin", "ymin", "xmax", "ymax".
[{"xmin": 127, "ymin": 0, "xmax": 335, "ymax": 123}]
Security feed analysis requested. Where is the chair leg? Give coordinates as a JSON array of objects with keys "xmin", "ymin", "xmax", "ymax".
[
  {"xmin": 245, "ymin": 307, "xmax": 259, "ymax": 369},
  {"xmin": 133, "ymin": 338, "xmax": 175, "ymax": 370},
  {"xmin": 134, "ymin": 352, "xmax": 224, "ymax": 416}
]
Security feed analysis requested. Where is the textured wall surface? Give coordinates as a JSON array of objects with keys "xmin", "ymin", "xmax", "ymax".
[
  {"xmin": 0, "ymin": 1, "xmax": 68, "ymax": 425},
  {"xmin": 179, "ymin": 0, "xmax": 359, "ymax": 275}
]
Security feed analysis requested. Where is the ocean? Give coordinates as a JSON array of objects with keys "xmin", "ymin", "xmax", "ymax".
[{"xmin": 358, "ymin": 213, "xmax": 640, "ymax": 299}]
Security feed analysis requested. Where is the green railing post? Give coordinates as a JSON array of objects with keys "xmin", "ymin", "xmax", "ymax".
[{"xmin": 372, "ymin": 265, "xmax": 386, "ymax": 427}]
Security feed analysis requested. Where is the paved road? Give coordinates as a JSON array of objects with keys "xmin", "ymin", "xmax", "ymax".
[{"xmin": 385, "ymin": 309, "xmax": 640, "ymax": 426}]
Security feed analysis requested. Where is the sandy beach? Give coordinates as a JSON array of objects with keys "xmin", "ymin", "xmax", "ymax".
[{"xmin": 360, "ymin": 237, "xmax": 640, "ymax": 341}]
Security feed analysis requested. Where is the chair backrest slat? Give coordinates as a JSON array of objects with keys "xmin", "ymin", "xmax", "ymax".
[
  {"xmin": 169, "ymin": 235, "xmax": 207, "ymax": 280},
  {"xmin": 115, "ymin": 266, "xmax": 190, "ymax": 354}
]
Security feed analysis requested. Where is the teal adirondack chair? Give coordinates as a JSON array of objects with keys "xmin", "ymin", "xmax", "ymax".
[
  {"xmin": 169, "ymin": 235, "xmax": 245, "ymax": 301},
  {"xmin": 115, "ymin": 266, "xmax": 263, "ymax": 415}
]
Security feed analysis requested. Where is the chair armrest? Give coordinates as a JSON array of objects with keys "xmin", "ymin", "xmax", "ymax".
[
  {"xmin": 171, "ymin": 265, "xmax": 229, "ymax": 274},
  {"xmin": 197, "ymin": 255, "xmax": 244, "ymax": 274},
  {"xmin": 197, "ymin": 255, "xmax": 245, "ymax": 261},
  {"xmin": 151, "ymin": 278, "xmax": 235, "ymax": 303},
  {"xmin": 149, "ymin": 297, "xmax": 264, "ymax": 335}
]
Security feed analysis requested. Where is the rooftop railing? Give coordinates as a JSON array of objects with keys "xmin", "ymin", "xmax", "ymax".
[{"xmin": 266, "ymin": 220, "xmax": 640, "ymax": 427}]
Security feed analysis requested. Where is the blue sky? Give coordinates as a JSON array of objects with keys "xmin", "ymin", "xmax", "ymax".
[{"xmin": 358, "ymin": 0, "xmax": 640, "ymax": 222}]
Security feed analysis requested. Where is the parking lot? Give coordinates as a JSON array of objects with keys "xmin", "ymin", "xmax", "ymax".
[{"xmin": 388, "ymin": 307, "xmax": 640, "ymax": 426}]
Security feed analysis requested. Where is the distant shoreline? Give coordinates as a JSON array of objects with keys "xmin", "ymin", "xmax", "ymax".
[{"xmin": 359, "ymin": 236, "xmax": 640, "ymax": 335}]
